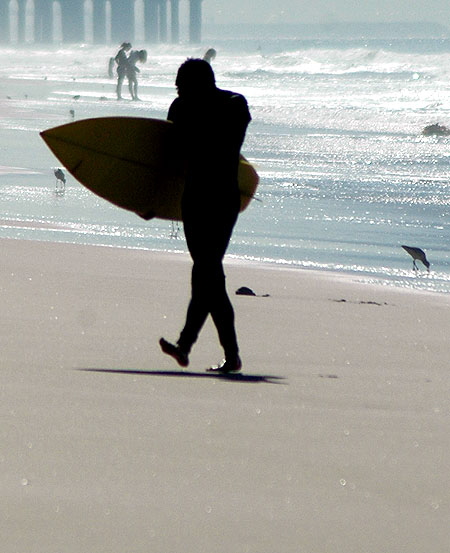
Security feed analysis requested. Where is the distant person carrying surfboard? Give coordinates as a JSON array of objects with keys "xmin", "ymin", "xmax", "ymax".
[
  {"xmin": 159, "ymin": 58, "xmax": 252, "ymax": 374},
  {"xmin": 114, "ymin": 42, "xmax": 131, "ymax": 100}
]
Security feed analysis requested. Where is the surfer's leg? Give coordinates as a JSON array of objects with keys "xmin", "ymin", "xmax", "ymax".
[
  {"xmin": 176, "ymin": 210, "xmax": 208, "ymax": 353},
  {"xmin": 209, "ymin": 261, "xmax": 240, "ymax": 359},
  {"xmin": 177, "ymin": 261, "xmax": 210, "ymax": 353},
  {"xmin": 205, "ymin": 211, "xmax": 240, "ymax": 360},
  {"xmin": 179, "ymin": 202, "xmax": 239, "ymax": 358},
  {"xmin": 116, "ymin": 73, "xmax": 124, "ymax": 99},
  {"xmin": 198, "ymin": 255, "xmax": 241, "ymax": 373},
  {"xmin": 133, "ymin": 80, "xmax": 139, "ymax": 100},
  {"xmin": 128, "ymin": 76, "xmax": 137, "ymax": 100},
  {"xmin": 178, "ymin": 261, "xmax": 239, "ymax": 361}
]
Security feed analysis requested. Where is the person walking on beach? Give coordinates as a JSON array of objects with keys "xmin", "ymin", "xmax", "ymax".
[
  {"xmin": 159, "ymin": 58, "xmax": 251, "ymax": 374},
  {"xmin": 126, "ymin": 49, "xmax": 147, "ymax": 101},
  {"xmin": 114, "ymin": 42, "xmax": 131, "ymax": 99}
]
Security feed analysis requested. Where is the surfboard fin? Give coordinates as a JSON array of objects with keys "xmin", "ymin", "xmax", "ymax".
[{"xmin": 138, "ymin": 210, "xmax": 156, "ymax": 220}]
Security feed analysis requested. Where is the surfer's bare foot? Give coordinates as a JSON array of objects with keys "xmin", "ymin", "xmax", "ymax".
[
  {"xmin": 207, "ymin": 355, "xmax": 242, "ymax": 374},
  {"xmin": 159, "ymin": 338, "xmax": 189, "ymax": 367}
]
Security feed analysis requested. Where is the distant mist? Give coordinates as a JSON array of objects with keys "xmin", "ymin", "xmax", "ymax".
[{"xmin": 204, "ymin": 21, "xmax": 450, "ymax": 41}]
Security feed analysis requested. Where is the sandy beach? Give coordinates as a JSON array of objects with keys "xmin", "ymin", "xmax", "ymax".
[{"xmin": 1, "ymin": 237, "xmax": 449, "ymax": 552}]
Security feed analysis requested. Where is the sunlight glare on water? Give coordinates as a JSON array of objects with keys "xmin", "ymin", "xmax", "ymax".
[{"xmin": 0, "ymin": 38, "xmax": 450, "ymax": 292}]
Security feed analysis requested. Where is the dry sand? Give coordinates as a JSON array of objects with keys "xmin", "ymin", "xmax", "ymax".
[{"xmin": 1, "ymin": 237, "xmax": 449, "ymax": 552}]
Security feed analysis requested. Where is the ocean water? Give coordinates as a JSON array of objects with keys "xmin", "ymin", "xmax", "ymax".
[{"xmin": 1, "ymin": 37, "xmax": 450, "ymax": 293}]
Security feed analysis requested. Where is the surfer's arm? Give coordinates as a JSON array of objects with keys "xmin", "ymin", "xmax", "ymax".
[
  {"xmin": 167, "ymin": 99, "xmax": 179, "ymax": 122},
  {"xmin": 228, "ymin": 94, "xmax": 252, "ymax": 149},
  {"xmin": 231, "ymin": 93, "xmax": 251, "ymax": 125}
]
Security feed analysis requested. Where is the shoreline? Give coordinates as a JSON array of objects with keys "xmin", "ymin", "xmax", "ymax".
[
  {"xmin": 3, "ymin": 234, "xmax": 449, "ymax": 359},
  {"xmin": 1, "ymin": 232, "xmax": 446, "ymax": 297}
]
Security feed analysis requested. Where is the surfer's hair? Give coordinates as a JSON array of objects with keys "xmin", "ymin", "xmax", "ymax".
[{"xmin": 175, "ymin": 58, "xmax": 216, "ymax": 93}]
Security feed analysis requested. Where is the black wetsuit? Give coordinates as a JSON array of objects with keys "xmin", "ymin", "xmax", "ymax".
[
  {"xmin": 115, "ymin": 47, "xmax": 128, "ymax": 78},
  {"xmin": 168, "ymin": 88, "xmax": 251, "ymax": 358},
  {"xmin": 115, "ymin": 47, "xmax": 129, "ymax": 98}
]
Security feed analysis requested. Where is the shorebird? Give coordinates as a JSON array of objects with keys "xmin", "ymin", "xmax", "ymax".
[
  {"xmin": 401, "ymin": 245, "xmax": 430, "ymax": 272},
  {"xmin": 54, "ymin": 168, "xmax": 66, "ymax": 194}
]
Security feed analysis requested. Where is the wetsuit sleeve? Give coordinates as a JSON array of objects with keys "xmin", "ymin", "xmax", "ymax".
[
  {"xmin": 229, "ymin": 93, "xmax": 251, "ymax": 149},
  {"xmin": 232, "ymin": 93, "xmax": 251, "ymax": 127}
]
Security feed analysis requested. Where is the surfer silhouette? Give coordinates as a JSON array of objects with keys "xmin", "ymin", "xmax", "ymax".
[
  {"xmin": 114, "ymin": 42, "xmax": 131, "ymax": 100},
  {"xmin": 160, "ymin": 58, "xmax": 251, "ymax": 374},
  {"xmin": 126, "ymin": 49, "xmax": 147, "ymax": 101}
]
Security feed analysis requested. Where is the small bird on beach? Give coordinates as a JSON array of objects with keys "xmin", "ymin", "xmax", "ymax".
[
  {"xmin": 54, "ymin": 168, "xmax": 66, "ymax": 194},
  {"xmin": 401, "ymin": 245, "xmax": 430, "ymax": 272}
]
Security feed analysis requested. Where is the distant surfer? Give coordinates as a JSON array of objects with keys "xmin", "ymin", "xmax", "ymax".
[
  {"xmin": 126, "ymin": 49, "xmax": 147, "ymax": 101},
  {"xmin": 114, "ymin": 42, "xmax": 132, "ymax": 100},
  {"xmin": 202, "ymin": 48, "xmax": 216, "ymax": 64},
  {"xmin": 160, "ymin": 58, "xmax": 252, "ymax": 374}
]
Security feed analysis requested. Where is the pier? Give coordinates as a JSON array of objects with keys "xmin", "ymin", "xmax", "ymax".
[{"xmin": 0, "ymin": 0, "xmax": 203, "ymax": 44}]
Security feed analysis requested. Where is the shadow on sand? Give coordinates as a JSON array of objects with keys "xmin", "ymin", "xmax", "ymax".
[{"xmin": 77, "ymin": 368, "xmax": 286, "ymax": 385}]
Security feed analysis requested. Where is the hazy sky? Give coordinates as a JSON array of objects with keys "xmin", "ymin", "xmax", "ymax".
[{"xmin": 203, "ymin": 0, "xmax": 450, "ymax": 26}]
